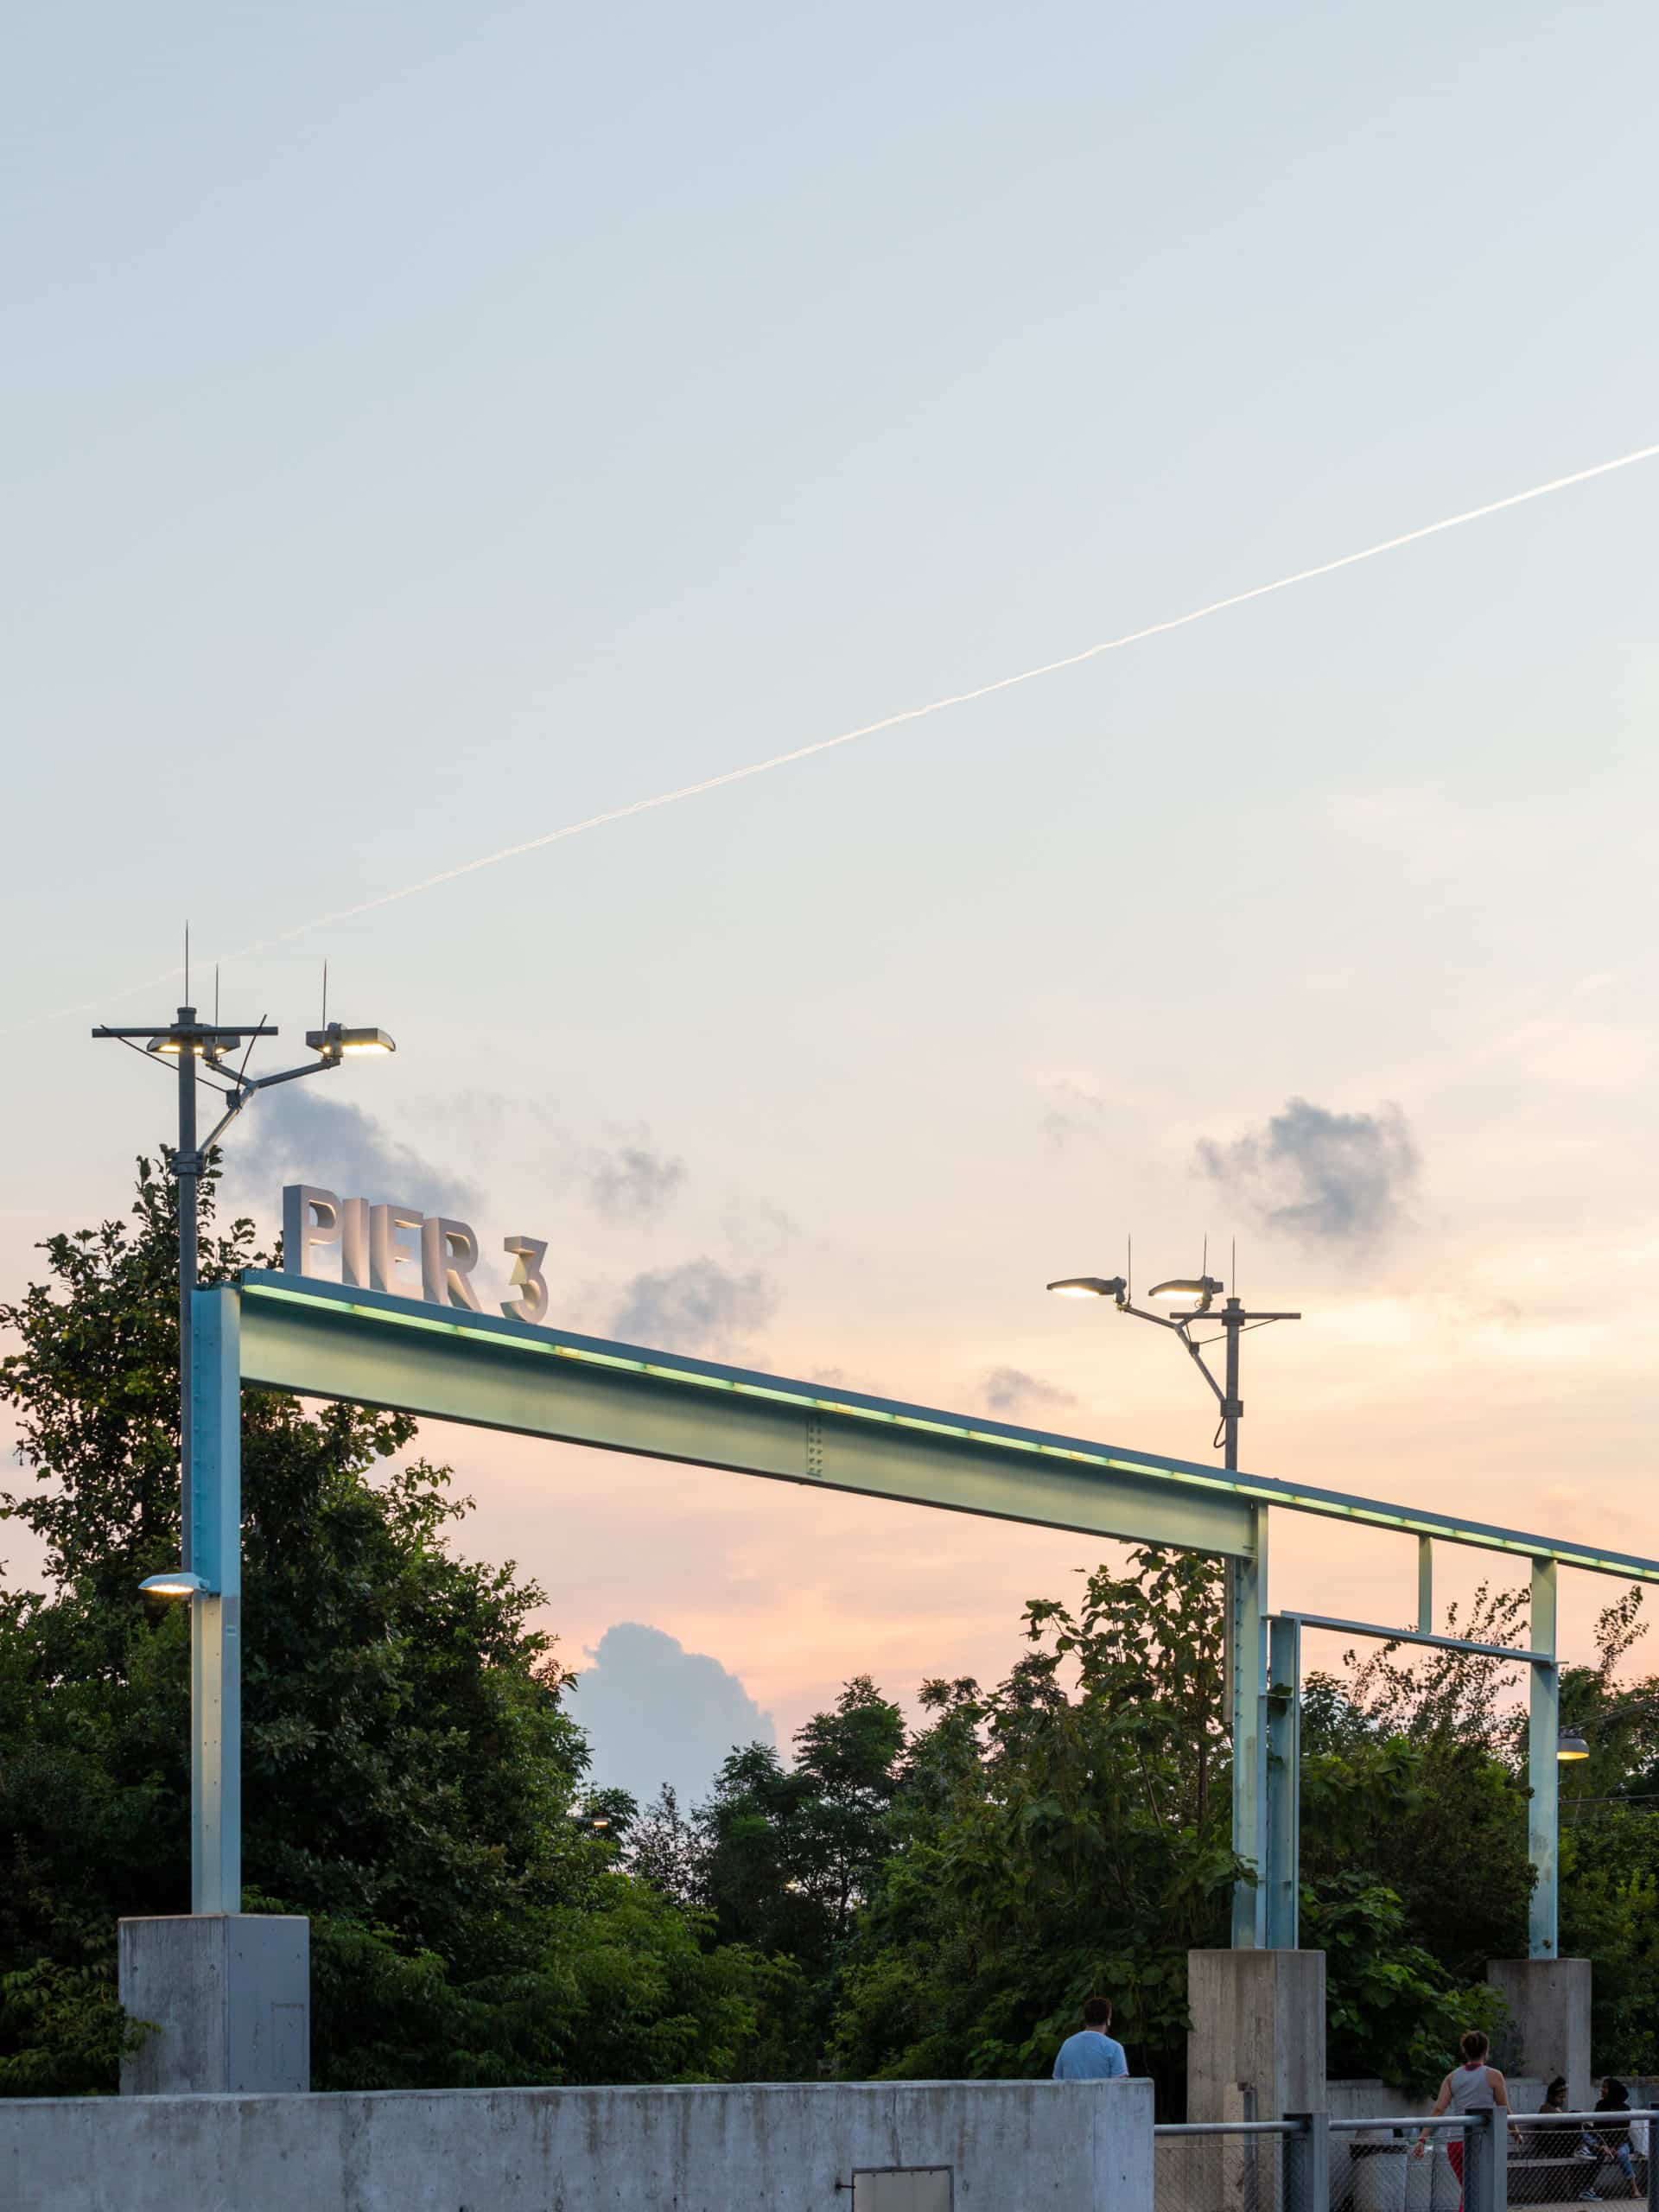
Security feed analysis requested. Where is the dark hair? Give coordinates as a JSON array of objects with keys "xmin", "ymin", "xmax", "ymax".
[
  {"xmin": 1547, "ymin": 2078, "xmax": 1568, "ymax": 2099},
  {"xmin": 1602, "ymin": 2079, "xmax": 1629, "ymax": 2107},
  {"xmin": 1083, "ymin": 1997, "xmax": 1113, "ymax": 2029},
  {"xmin": 1459, "ymin": 2031, "xmax": 1490, "ymax": 2063}
]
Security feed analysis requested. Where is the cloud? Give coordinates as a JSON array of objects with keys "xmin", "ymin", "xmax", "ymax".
[
  {"xmin": 1196, "ymin": 1097, "xmax": 1419, "ymax": 1245},
  {"xmin": 574, "ymin": 1622, "xmax": 775, "ymax": 1808},
  {"xmin": 1039, "ymin": 1078, "xmax": 1110, "ymax": 1151},
  {"xmin": 610, "ymin": 1258, "xmax": 779, "ymax": 1356},
  {"xmin": 226, "ymin": 1085, "xmax": 480, "ymax": 1220},
  {"xmin": 721, "ymin": 1193, "xmax": 799, "ymax": 1257},
  {"xmin": 979, "ymin": 1366, "xmax": 1077, "ymax": 1418},
  {"xmin": 586, "ymin": 1145, "xmax": 685, "ymax": 1223}
]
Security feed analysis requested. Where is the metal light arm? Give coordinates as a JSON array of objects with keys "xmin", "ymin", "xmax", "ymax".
[
  {"xmin": 195, "ymin": 1057, "xmax": 338, "ymax": 1161},
  {"xmin": 1116, "ymin": 1301, "xmax": 1186, "ymax": 1335},
  {"xmin": 1176, "ymin": 1325, "xmax": 1229, "ymax": 1408}
]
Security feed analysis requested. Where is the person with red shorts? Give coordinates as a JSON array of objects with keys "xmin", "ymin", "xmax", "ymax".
[{"xmin": 1414, "ymin": 2030, "xmax": 1510, "ymax": 2209}]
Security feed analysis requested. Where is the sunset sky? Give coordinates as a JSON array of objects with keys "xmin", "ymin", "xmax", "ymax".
[{"xmin": 5, "ymin": 0, "xmax": 1659, "ymax": 1804}]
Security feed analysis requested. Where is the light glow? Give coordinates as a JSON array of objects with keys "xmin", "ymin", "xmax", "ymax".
[{"xmin": 139, "ymin": 1570, "xmax": 209, "ymax": 1600}]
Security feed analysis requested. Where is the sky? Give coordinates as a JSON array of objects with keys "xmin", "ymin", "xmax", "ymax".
[{"xmin": 4, "ymin": 0, "xmax": 1659, "ymax": 1806}]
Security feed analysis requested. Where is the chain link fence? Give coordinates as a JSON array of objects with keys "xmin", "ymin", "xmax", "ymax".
[
  {"xmin": 1154, "ymin": 2112, "xmax": 1657, "ymax": 2212},
  {"xmin": 1154, "ymin": 2120, "xmax": 1294, "ymax": 2212}
]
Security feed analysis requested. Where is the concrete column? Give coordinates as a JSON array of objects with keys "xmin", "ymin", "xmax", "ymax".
[
  {"xmin": 1485, "ymin": 1957, "xmax": 1592, "ymax": 2109},
  {"xmin": 118, "ymin": 1914, "xmax": 309, "ymax": 2094},
  {"xmin": 1187, "ymin": 1948, "xmax": 1326, "ymax": 2120}
]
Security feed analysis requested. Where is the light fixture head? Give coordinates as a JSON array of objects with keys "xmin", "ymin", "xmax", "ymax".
[
  {"xmin": 1148, "ymin": 1274, "xmax": 1225, "ymax": 1310},
  {"xmin": 139, "ymin": 1570, "xmax": 210, "ymax": 1601},
  {"xmin": 1046, "ymin": 1275, "xmax": 1128, "ymax": 1302},
  {"xmin": 145, "ymin": 1033, "xmax": 237, "ymax": 1061},
  {"xmin": 1556, "ymin": 1731, "xmax": 1591, "ymax": 1762},
  {"xmin": 306, "ymin": 1023, "xmax": 397, "ymax": 1060}
]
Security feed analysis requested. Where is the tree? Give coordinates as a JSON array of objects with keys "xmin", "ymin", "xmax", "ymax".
[
  {"xmin": 831, "ymin": 1548, "xmax": 1242, "ymax": 2098},
  {"xmin": 0, "ymin": 1160, "xmax": 776, "ymax": 2091},
  {"xmin": 699, "ymin": 1678, "xmax": 906, "ymax": 1975}
]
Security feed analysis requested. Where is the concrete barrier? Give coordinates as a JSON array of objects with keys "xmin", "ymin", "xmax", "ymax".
[{"xmin": 1, "ymin": 2076, "xmax": 1153, "ymax": 2212}]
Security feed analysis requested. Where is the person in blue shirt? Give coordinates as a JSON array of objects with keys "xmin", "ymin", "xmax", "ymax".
[{"xmin": 1052, "ymin": 1996, "xmax": 1130, "ymax": 2079}]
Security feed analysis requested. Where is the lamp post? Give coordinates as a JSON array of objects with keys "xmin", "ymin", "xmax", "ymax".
[
  {"xmin": 1045, "ymin": 1269, "xmax": 1299, "ymax": 1473},
  {"xmin": 1046, "ymin": 1262, "xmax": 1300, "ymax": 1948},
  {"xmin": 93, "ymin": 1001, "xmax": 394, "ymax": 1911}
]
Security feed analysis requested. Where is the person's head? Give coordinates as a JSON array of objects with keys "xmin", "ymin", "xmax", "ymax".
[
  {"xmin": 1544, "ymin": 2078, "xmax": 1569, "ymax": 2109},
  {"xmin": 1602, "ymin": 2078, "xmax": 1629, "ymax": 2107},
  {"xmin": 1459, "ymin": 2031, "xmax": 1490, "ymax": 2065},
  {"xmin": 1083, "ymin": 1997, "xmax": 1114, "ymax": 2032}
]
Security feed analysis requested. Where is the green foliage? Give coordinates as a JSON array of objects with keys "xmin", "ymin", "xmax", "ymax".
[
  {"xmin": 10, "ymin": 1160, "xmax": 1659, "ymax": 2099},
  {"xmin": 0, "ymin": 1160, "xmax": 780, "ymax": 2094},
  {"xmin": 699, "ymin": 1677, "xmax": 906, "ymax": 1973},
  {"xmin": 0, "ymin": 1961, "xmax": 146, "ymax": 2095},
  {"xmin": 1305, "ymin": 1875, "xmax": 1505, "ymax": 2094},
  {"xmin": 830, "ymin": 1548, "xmax": 1241, "ymax": 2103}
]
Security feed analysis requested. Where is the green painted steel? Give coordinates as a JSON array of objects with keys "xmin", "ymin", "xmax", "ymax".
[
  {"xmin": 189, "ymin": 1287, "xmax": 241, "ymax": 1916},
  {"xmin": 1230, "ymin": 1509, "xmax": 1269, "ymax": 1948},
  {"xmin": 236, "ymin": 1271, "xmax": 1659, "ymax": 1585},
  {"xmin": 236, "ymin": 1272, "xmax": 1257, "ymax": 1558},
  {"xmin": 1529, "ymin": 1559, "xmax": 1560, "ymax": 1961},
  {"xmin": 228, "ymin": 1267, "xmax": 1659, "ymax": 1961}
]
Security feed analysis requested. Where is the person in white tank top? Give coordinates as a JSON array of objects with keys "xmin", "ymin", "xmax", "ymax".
[{"xmin": 1414, "ymin": 2031, "xmax": 1510, "ymax": 2212}]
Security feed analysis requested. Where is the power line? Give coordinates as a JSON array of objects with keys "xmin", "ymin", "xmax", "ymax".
[{"xmin": 25, "ymin": 436, "xmax": 1659, "ymax": 1033}]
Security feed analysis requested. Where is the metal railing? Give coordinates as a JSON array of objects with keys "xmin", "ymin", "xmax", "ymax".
[
  {"xmin": 1155, "ymin": 2115, "xmax": 1320, "ymax": 2212},
  {"xmin": 1154, "ymin": 2111, "xmax": 1659, "ymax": 2212}
]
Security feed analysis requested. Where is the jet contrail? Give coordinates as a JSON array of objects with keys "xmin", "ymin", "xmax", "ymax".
[{"xmin": 32, "ymin": 437, "xmax": 1659, "ymax": 1030}]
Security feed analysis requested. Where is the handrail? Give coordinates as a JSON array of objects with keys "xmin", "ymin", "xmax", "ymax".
[
  {"xmin": 1330, "ymin": 2110, "xmax": 1658, "ymax": 2132},
  {"xmin": 1154, "ymin": 2120, "xmax": 1299, "ymax": 2137}
]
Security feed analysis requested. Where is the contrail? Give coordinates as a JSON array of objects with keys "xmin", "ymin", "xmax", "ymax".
[{"xmin": 31, "ymin": 437, "xmax": 1659, "ymax": 1030}]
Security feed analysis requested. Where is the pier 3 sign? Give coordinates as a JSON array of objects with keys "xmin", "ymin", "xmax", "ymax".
[{"xmin": 282, "ymin": 1185, "xmax": 549, "ymax": 1325}]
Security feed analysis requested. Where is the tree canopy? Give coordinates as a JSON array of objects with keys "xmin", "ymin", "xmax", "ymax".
[
  {"xmin": 5, "ymin": 1161, "xmax": 1659, "ymax": 2102},
  {"xmin": 0, "ymin": 1160, "xmax": 783, "ymax": 2092}
]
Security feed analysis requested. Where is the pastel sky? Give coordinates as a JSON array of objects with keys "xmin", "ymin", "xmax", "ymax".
[{"xmin": 4, "ymin": 1, "xmax": 1658, "ymax": 1801}]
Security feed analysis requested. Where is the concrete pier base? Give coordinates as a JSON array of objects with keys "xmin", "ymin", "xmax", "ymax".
[
  {"xmin": 1485, "ymin": 1958, "xmax": 1592, "ymax": 2109},
  {"xmin": 118, "ymin": 1914, "xmax": 309, "ymax": 2094},
  {"xmin": 1187, "ymin": 1948, "xmax": 1326, "ymax": 2120}
]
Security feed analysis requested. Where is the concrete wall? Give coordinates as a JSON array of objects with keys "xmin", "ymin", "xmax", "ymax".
[
  {"xmin": 1329, "ymin": 2078, "xmax": 1551, "ymax": 2123},
  {"xmin": 1187, "ymin": 1948, "xmax": 1326, "ymax": 2122},
  {"xmin": 0, "ymin": 2078, "xmax": 1154, "ymax": 2212}
]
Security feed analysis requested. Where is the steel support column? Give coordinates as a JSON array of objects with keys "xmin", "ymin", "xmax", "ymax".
[
  {"xmin": 1231, "ymin": 1505, "xmax": 1269, "ymax": 1948},
  {"xmin": 190, "ymin": 1286, "xmax": 242, "ymax": 1916},
  {"xmin": 1265, "ymin": 1613, "xmax": 1301, "ymax": 1949},
  {"xmin": 1529, "ymin": 1557, "xmax": 1560, "ymax": 1961}
]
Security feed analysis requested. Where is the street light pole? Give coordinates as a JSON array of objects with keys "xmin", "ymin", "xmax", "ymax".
[
  {"xmin": 1046, "ymin": 1263, "xmax": 1300, "ymax": 1948},
  {"xmin": 176, "ymin": 1013, "xmax": 199, "ymax": 1567},
  {"xmin": 93, "ymin": 1001, "xmax": 394, "ymax": 1912}
]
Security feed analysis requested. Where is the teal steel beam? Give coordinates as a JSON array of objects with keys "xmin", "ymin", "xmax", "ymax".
[
  {"xmin": 1265, "ymin": 1613, "xmax": 1301, "ymax": 1949},
  {"xmin": 1529, "ymin": 1560, "xmax": 1560, "ymax": 1960},
  {"xmin": 1230, "ymin": 1507, "xmax": 1269, "ymax": 1947},
  {"xmin": 235, "ymin": 1272, "xmax": 1659, "ymax": 1586},
  {"xmin": 189, "ymin": 1286, "xmax": 241, "ymax": 1915},
  {"xmin": 236, "ymin": 1273, "xmax": 1259, "ymax": 1559}
]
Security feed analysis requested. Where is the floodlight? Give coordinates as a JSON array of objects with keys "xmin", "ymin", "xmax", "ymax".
[
  {"xmin": 1148, "ymin": 1276, "xmax": 1224, "ymax": 1310},
  {"xmin": 1046, "ymin": 1276, "xmax": 1127, "ymax": 1301},
  {"xmin": 305, "ymin": 1023, "xmax": 397, "ymax": 1059},
  {"xmin": 143, "ymin": 1033, "xmax": 238, "ymax": 1061},
  {"xmin": 1556, "ymin": 1731, "xmax": 1590, "ymax": 1762},
  {"xmin": 139, "ymin": 1570, "xmax": 210, "ymax": 1601}
]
